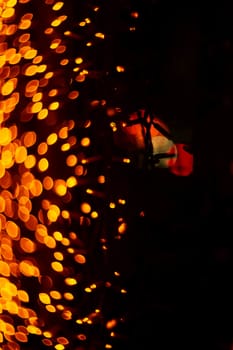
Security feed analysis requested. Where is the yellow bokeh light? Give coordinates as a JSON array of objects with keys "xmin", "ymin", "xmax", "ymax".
[
  {"xmin": 37, "ymin": 108, "xmax": 49, "ymax": 120},
  {"xmin": 66, "ymin": 176, "xmax": 77, "ymax": 188},
  {"xmin": 2, "ymin": 7, "xmax": 15, "ymax": 19},
  {"xmin": 24, "ymin": 154, "xmax": 36, "ymax": 169},
  {"xmin": 15, "ymin": 146, "xmax": 27, "ymax": 163},
  {"xmin": 52, "ymin": 2, "xmax": 64, "ymax": 11},
  {"xmin": 66, "ymin": 154, "xmax": 77, "ymax": 167},
  {"xmin": 50, "ymin": 290, "xmax": 62, "ymax": 300},
  {"xmin": 44, "ymin": 235, "xmax": 57, "ymax": 249},
  {"xmin": 39, "ymin": 293, "xmax": 51, "ymax": 304},
  {"xmin": 51, "ymin": 261, "xmax": 63, "ymax": 272},
  {"xmin": 80, "ymin": 202, "xmax": 91, "ymax": 214},
  {"xmin": 38, "ymin": 158, "xmax": 49, "ymax": 172},
  {"xmin": 48, "ymin": 101, "xmax": 59, "ymax": 110},
  {"xmin": 0, "ymin": 128, "xmax": 12, "ymax": 146},
  {"xmin": 47, "ymin": 133, "xmax": 58, "ymax": 145},
  {"xmin": 80, "ymin": 137, "xmax": 90, "ymax": 147},
  {"xmin": 54, "ymin": 179, "xmax": 67, "ymax": 196}
]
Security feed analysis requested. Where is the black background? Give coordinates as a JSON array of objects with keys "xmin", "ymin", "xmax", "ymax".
[{"xmin": 98, "ymin": 1, "xmax": 233, "ymax": 349}]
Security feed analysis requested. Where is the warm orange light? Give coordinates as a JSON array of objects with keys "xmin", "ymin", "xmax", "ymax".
[
  {"xmin": 54, "ymin": 179, "xmax": 67, "ymax": 196},
  {"xmin": 38, "ymin": 158, "xmax": 49, "ymax": 172}
]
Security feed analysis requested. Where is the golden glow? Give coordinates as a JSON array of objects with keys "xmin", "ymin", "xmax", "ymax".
[
  {"xmin": 80, "ymin": 202, "xmax": 91, "ymax": 214},
  {"xmin": 0, "ymin": 1, "xmax": 129, "ymax": 349}
]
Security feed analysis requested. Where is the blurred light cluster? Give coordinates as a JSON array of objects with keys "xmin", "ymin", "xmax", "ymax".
[
  {"xmin": 0, "ymin": 1, "xmax": 128, "ymax": 349},
  {"xmin": 0, "ymin": 0, "xmax": 194, "ymax": 349}
]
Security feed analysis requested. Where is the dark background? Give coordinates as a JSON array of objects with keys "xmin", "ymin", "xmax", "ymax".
[{"xmin": 95, "ymin": 1, "xmax": 233, "ymax": 349}]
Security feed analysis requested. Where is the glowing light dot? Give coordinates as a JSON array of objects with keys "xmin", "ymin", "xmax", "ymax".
[
  {"xmin": 48, "ymin": 89, "xmax": 58, "ymax": 97},
  {"xmin": 116, "ymin": 66, "xmax": 125, "ymax": 72},
  {"xmin": 19, "ymin": 260, "xmax": 36, "ymax": 277},
  {"xmin": 74, "ymin": 165, "xmax": 84, "ymax": 176},
  {"xmin": 66, "ymin": 154, "xmax": 77, "ymax": 167},
  {"xmin": 54, "ymin": 179, "xmax": 67, "ymax": 196},
  {"xmin": 80, "ymin": 202, "xmax": 91, "ymax": 214},
  {"xmin": 0, "ymin": 261, "xmax": 10, "ymax": 276},
  {"xmin": 59, "ymin": 126, "xmax": 68, "ymax": 139},
  {"xmin": 2, "ymin": 7, "xmax": 15, "ymax": 19},
  {"xmin": 118, "ymin": 222, "xmax": 127, "ymax": 234},
  {"xmin": 121, "ymin": 289, "xmax": 127, "ymax": 294},
  {"xmin": 31, "ymin": 101, "xmax": 43, "ymax": 113},
  {"xmin": 39, "ymin": 293, "xmax": 51, "ymax": 305},
  {"xmin": 44, "ymin": 27, "xmax": 54, "ymax": 34},
  {"xmin": 20, "ymin": 237, "xmax": 36, "ymax": 253},
  {"xmin": 37, "ymin": 108, "xmax": 48, "ymax": 120},
  {"xmin": 23, "ymin": 131, "xmax": 37, "ymax": 147},
  {"xmin": 47, "ymin": 208, "xmax": 60, "ymax": 222},
  {"xmin": 75, "ymin": 57, "xmax": 83, "ymax": 64},
  {"xmin": 32, "ymin": 92, "xmax": 43, "ymax": 102},
  {"xmin": 0, "ymin": 128, "xmax": 12, "ymax": 146},
  {"xmin": 47, "ymin": 133, "xmax": 58, "ymax": 145},
  {"xmin": 106, "ymin": 319, "xmax": 117, "ymax": 329},
  {"xmin": 37, "ymin": 142, "xmax": 48, "ymax": 155},
  {"xmin": 46, "ymin": 304, "xmax": 56, "ymax": 313},
  {"xmin": 25, "ymin": 65, "xmax": 38, "ymax": 76},
  {"xmin": 51, "ymin": 261, "xmax": 63, "ymax": 272},
  {"xmin": 61, "ymin": 309, "xmax": 72, "ymax": 320},
  {"xmin": 1, "ymin": 79, "xmax": 16, "ymax": 96},
  {"xmin": 66, "ymin": 176, "xmax": 77, "ymax": 188},
  {"xmin": 48, "ymin": 101, "xmax": 59, "ymax": 110},
  {"xmin": 43, "ymin": 176, "xmax": 54, "ymax": 190},
  {"xmin": 64, "ymin": 278, "xmax": 77, "ymax": 286},
  {"xmin": 62, "ymin": 210, "xmax": 70, "ymax": 219},
  {"xmin": 15, "ymin": 146, "xmax": 27, "ymax": 163},
  {"xmin": 118, "ymin": 198, "xmax": 126, "ymax": 205},
  {"xmin": 15, "ymin": 332, "xmax": 28, "ymax": 343},
  {"xmin": 29, "ymin": 179, "xmax": 43, "ymax": 197},
  {"xmin": 57, "ymin": 337, "xmax": 69, "ymax": 345},
  {"xmin": 61, "ymin": 237, "xmax": 70, "ymax": 246},
  {"xmin": 80, "ymin": 137, "xmax": 90, "ymax": 147},
  {"xmin": 24, "ymin": 49, "xmax": 37, "ymax": 59},
  {"xmin": 131, "ymin": 10, "xmax": 139, "ymax": 17},
  {"xmin": 54, "ymin": 252, "xmax": 63, "ymax": 261},
  {"xmin": 18, "ymin": 290, "xmax": 29, "ymax": 303},
  {"xmin": 64, "ymin": 292, "xmax": 74, "ymax": 300},
  {"xmin": 95, "ymin": 32, "xmax": 105, "ymax": 39},
  {"xmin": 98, "ymin": 175, "xmax": 105, "ymax": 184},
  {"xmin": 44, "ymin": 235, "xmax": 57, "ymax": 249},
  {"xmin": 24, "ymin": 155, "xmax": 36, "ymax": 169},
  {"xmin": 60, "ymin": 58, "xmax": 69, "ymax": 66},
  {"xmin": 68, "ymin": 90, "xmax": 79, "ymax": 99},
  {"xmin": 50, "ymin": 290, "xmax": 62, "ymax": 300},
  {"xmin": 91, "ymin": 211, "xmax": 98, "ymax": 219},
  {"xmin": 38, "ymin": 158, "xmax": 49, "ymax": 172},
  {"xmin": 6, "ymin": 220, "xmax": 20, "ymax": 239},
  {"xmin": 74, "ymin": 254, "xmax": 86, "ymax": 264},
  {"xmin": 53, "ymin": 231, "xmax": 63, "ymax": 241}
]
